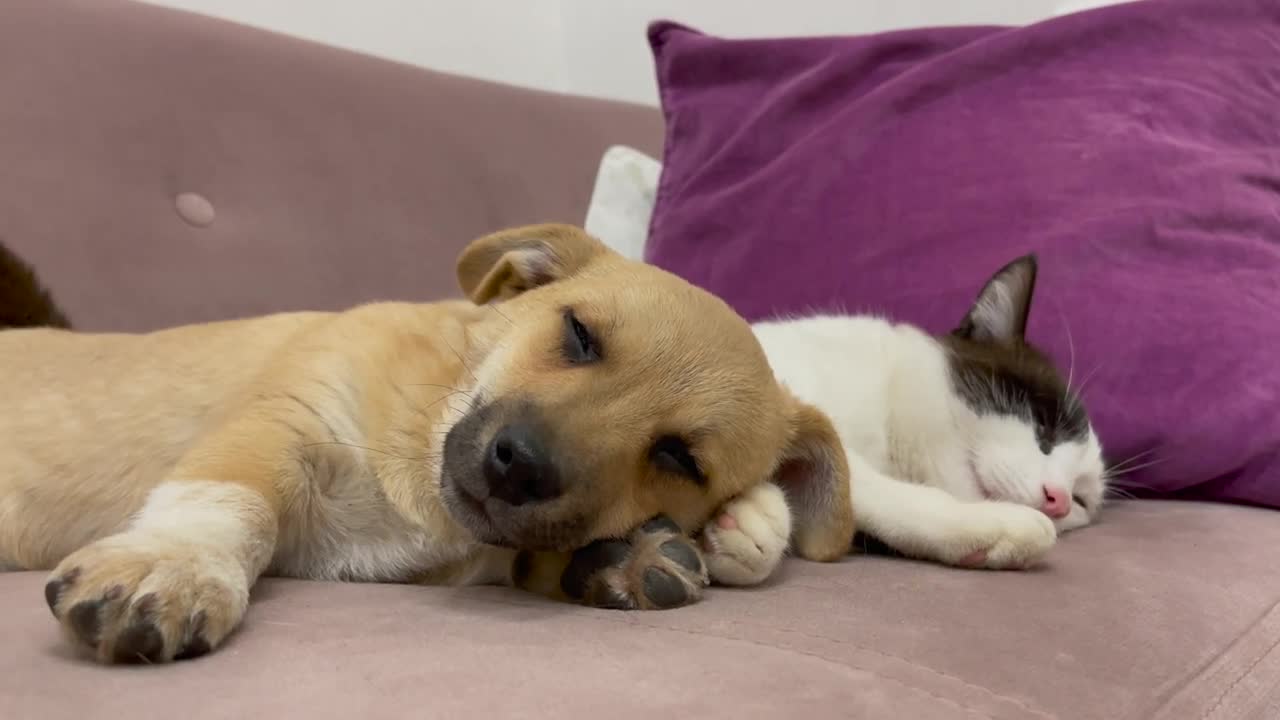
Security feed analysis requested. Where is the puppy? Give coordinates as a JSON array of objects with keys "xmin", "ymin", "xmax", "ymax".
[{"xmin": 0, "ymin": 225, "xmax": 853, "ymax": 664}]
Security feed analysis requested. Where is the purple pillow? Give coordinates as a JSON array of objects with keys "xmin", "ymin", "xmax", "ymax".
[{"xmin": 645, "ymin": 0, "xmax": 1280, "ymax": 508}]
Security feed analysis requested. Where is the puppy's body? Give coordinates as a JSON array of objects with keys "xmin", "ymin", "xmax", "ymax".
[
  {"xmin": 1, "ymin": 305, "xmax": 478, "ymax": 579},
  {"xmin": 1, "ymin": 226, "xmax": 853, "ymax": 664}
]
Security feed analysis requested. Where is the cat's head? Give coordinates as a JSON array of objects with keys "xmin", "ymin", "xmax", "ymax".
[{"xmin": 940, "ymin": 255, "xmax": 1105, "ymax": 532}]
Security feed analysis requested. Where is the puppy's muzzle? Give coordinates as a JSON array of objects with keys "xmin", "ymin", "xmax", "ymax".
[{"xmin": 484, "ymin": 423, "xmax": 562, "ymax": 505}]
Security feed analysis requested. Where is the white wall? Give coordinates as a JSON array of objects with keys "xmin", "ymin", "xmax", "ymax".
[
  {"xmin": 145, "ymin": 0, "xmax": 1067, "ymax": 105},
  {"xmin": 559, "ymin": 0, "xmax": 1061, "ymax": 104},
  {"xmin": 148, "ymin": 0, "xmax": 569, "ymax": 94}
]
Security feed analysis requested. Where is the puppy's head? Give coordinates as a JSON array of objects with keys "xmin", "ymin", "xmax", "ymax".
[{"xmin": 439, "ymin": 224, "xmax": 852, "ymax": 558}]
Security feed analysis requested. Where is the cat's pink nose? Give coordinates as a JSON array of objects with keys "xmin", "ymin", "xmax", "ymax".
[{"xmin": 1041, "ymin": 485, "xmax": 1070, "ymax": 519}]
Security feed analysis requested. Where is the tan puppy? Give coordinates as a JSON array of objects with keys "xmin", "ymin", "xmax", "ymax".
[{"xmin": 0, "ymin": 225, "xmax": 853, "ymax": 664}]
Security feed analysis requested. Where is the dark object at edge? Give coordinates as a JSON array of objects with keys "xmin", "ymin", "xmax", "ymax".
[{"xmin": 0, "ymin": 241, "xmax": 71, "ymax": 329}]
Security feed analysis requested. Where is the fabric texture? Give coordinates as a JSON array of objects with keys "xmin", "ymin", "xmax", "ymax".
[
  {"xmin": 6, "ymin": 501, "xmax": 1280, "ymax": 720},
  {"xmin": 583, "ymin": 145, "xmax": 663, "ymax": 261},
  {"xmin": 646, "ymin": 0, "xmax": 1280, "ymax": 508}
]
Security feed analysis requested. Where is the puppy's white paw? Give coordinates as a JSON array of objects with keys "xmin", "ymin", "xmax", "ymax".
[
  {"xmin": 702, "ymin": 482, "xmax": 791, "ymax": 586},
  {"xmin": 949, "ymin": 502, "xmax": 1057, "ymax": 570}
]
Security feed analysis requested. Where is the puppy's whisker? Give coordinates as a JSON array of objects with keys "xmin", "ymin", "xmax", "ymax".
[
  {"xmin": 302, "ymin": 441, "xmax": 427, "ymax": 463},
  {"xmin": 440, "ymin": 337, "xmax": 478, "ymax": 382},
  {"xmin": 402, "ymin": 383, "xmax": 473, "ymax": 395},
  {"xmin": 488, "ymin": 304, "xmax": 515, "ymax": 326},
  {"xmin": 426, "ymin": 391, "xmax": 474, "ymax": 408},
  {"xmin": 399, "ymin": 392, "xmax": 473, "ymax": 424}
]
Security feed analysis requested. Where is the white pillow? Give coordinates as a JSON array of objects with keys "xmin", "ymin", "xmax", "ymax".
[{"xmin": 582, "ymin": 145, "xmax": 663, "ymax": 262}]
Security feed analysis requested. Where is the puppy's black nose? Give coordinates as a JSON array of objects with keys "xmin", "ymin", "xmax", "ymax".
[{"xmin": 484, "ymin": 424, "xmax": 561, "ymax": 505}]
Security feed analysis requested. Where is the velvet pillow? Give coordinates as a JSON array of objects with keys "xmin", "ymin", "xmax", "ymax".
[{"xmin": 645, "ymin": 0, "xmax": 1280, "ymax": 507}]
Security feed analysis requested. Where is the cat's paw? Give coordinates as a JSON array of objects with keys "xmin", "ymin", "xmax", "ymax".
[
  {"xmin": 560, "ymin": 516, "xmax": 708, "ymax": 610},
  {"xmin": 44, "ymin": 532, "xmax": 248, "ymax": 663},
  {"xmin": 701, "ymin": 482, "xmax": 791, "ymax": 586},
  {"xmin": 950, "ymin": 502, "xmax": 1057, "ymax": 570}
]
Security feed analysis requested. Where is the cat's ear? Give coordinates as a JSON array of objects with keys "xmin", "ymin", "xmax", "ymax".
[
  {"xmin": 772, "ymin": 395, "xmax": 854, "ymax": 562},
  {"xmin": 953, "ymin": 254, "xmax": 1037, "ymax": 343}
]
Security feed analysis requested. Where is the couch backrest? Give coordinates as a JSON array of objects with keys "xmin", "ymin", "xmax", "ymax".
[{"xmin": 0, "ymin": 0, "xmax": 662, "ymax": 331}]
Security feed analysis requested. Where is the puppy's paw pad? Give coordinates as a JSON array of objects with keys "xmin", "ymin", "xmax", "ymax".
[
  {"xmin": 702, "ymin": 482, "xmax": 791, "ymax": 586},
  {"xmin": 44, "ymin": 535, "xmax": 247, "ymax": 663},
  {"xmin": 562, "ymin": 516, "xmax": 708, "ymax": 610}
]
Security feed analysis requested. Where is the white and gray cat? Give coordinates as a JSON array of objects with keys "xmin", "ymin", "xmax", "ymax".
[{"xmin": 700, "ymin": 255, "xmax": 1107, "ymax": 585}]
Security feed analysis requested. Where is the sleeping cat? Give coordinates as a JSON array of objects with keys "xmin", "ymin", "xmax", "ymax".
[{"xmin": 700, "ymin": 255, "xmax": 1107, "ymax": 584}]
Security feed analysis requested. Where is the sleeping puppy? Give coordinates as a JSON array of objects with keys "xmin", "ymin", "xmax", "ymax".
[{"xmin": 0, "ymin": 225, "xmax": 853, "ymax": 664}]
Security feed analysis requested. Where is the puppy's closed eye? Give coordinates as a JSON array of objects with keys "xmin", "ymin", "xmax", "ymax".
[
  {"xmin": 562, "ymin": 309, "xmax": 601, "ymax": 364},
  {"xmin": 651, "ymin": 436, "xmax": 705, "ymax": 485}
]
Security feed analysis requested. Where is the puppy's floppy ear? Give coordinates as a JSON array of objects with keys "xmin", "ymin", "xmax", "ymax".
[
  {"xmin": 456, "ymin": 223, "xmax": 611, "ymax": 304},
  {"xmin": 772, "ymin": 396, "xmax": 854, "ymax": 562},
  {"xmin": 952, "ymin": 254, "xmax": 1037, "ymax": 344}
]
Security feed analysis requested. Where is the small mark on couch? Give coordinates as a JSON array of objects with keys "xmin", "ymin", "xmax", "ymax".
[{"xmin": 175, "ymin": 192, "xmax": 215, "ymax": 227}]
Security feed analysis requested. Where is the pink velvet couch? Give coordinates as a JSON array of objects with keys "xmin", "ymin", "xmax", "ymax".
[{"xmin": 2, "ymin": 2, "xmax": 1278, "ymax": 718}]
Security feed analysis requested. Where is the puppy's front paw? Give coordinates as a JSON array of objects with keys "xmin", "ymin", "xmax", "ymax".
[
  {"xmin": 44, "ymin": 534, "xmax": 248, "ymax": 663},
  {"xmin": 951, "ymin": 502, "xmax": 1057, "ymax": 570},
  {"xmin": 702, "ymin": 482, "xmax": 791, "ymax": 586},
  {"xmin": 560, "ymin": 516, "xmax": 708, "ymax": 610}
]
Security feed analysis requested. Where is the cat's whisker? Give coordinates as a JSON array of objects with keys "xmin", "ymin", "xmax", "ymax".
[
  {"xmin": 1105, "ymin": 486, "xmax": 1139, "ymax": 501},
  {"xmin": 1106, "ymin": 457, "xmax": 1168, "ymax": 480},
  {"xmin": 1058, "ymin": 309, "xmax": 1077, "ymax": 421},
  {"xmin": 1108, "ymin": 459, "xmax": 1162, "ymax": 480},
  {"xmin": 1068, "ymin": 362, "xmax": 1105, "ymax": 412},
  {"xmin": 1106, "ymin": 447, "xmax": 1158, "ymax": 473},
  {"xmin": 1106, "ymin": 475, "xmax": 1163, "ymax": 491}
]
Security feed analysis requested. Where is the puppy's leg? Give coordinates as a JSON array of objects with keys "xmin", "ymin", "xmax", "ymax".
[
  {"xmin": 43, "ymin": 422, "xmax": 288, "ymax": 663},
  {"xmin": 851, "ymin": 452, "xmax": 1056, "ymax": 569},
  {"xmin": 503, "ymin": 517, "xmax": 709, "ymax": 610},
  {"xmin": 701, "ymin": 482, "xmax": 791, "ymax": 586}
]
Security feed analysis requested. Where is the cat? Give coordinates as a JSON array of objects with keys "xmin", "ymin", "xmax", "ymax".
[{"xmin": 700, "ymin": 255, "xmax": 1106, "ymax": 584}]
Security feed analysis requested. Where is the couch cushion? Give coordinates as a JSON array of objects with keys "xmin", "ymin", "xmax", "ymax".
[
  {"xmin": 644, "ymin": 0, "xmax": 1280, "ymax": 508},
  {"xmin": 3, "ymin": 501, "xmax": 1278, "ymax": 719},
  {"xmin": 0, "ymin": 0, "xmax": 662, "ymax": 332}
]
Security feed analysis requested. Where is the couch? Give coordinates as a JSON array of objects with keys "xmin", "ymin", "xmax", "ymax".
[{"xmin": 2, "ymin": 2, "xmax": 1277, "ymax": 718}]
